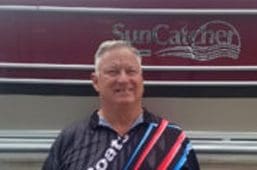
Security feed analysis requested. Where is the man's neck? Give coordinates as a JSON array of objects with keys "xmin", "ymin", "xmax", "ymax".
[{"xmin": 98, "ymin": 105, "xmax": 143, "ymax": 135}]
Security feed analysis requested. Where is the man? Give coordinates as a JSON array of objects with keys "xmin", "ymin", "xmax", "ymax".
[{"xmin": 42, "ymin": 40, "xmax": 200, "ymax": 170}]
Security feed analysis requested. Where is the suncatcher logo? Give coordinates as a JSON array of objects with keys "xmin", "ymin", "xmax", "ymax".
[{"xmin": 112, "ymin": 20, "xmax": 241, "ymax": 61}]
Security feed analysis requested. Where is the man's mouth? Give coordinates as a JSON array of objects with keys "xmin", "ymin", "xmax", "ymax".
[{"xmin": 115, "ymin": 88, "xmax": 133, "ymax": 93}]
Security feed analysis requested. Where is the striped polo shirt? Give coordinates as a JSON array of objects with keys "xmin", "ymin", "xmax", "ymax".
[{"xmin": 42, "ymin": 109, "xmax": 200, "ymax": 170}]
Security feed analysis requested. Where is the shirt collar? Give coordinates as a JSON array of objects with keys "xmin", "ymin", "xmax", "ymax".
[
  {"xmin": 89, "ymin": 108, "xmax": 160, "ymax": 129},
  {"xmin": 98, "ymin": 112, "xmax": 144, "ymax": 130}
]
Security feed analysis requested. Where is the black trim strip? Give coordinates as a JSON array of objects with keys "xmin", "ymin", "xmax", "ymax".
[{"xmin": 1, "ymin": 83, "xmax": 257, "ymax": 97}]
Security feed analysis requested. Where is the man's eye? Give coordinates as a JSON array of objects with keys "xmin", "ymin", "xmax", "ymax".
[
  {"xmin": 127, "ymin": 69, "xmax": 138, "ymax": 75},
  {"xmin": 107, "ymin": 70, "xmax": 119, "ymax": 75}
]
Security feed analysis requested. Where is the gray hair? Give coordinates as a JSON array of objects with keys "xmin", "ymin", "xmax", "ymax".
[{"xmin": 94, "ymin": 40, "xmax": 142, "ymax": 74}]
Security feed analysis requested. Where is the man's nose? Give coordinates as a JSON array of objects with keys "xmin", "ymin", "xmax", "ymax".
[{"xmin": 117, "ymin": 70, "xmax": 129, "ymax": 82}]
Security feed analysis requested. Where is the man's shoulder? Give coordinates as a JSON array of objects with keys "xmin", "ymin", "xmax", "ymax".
[
  {"xmin": 60, "ymin": 110, "xmax": 98, "ymax": 138},
  {"xmin": 61, "ymin": 118, "xmax": 89, "ymax": 138},
  {"xmin": 144, "ymin": 109, "xmax": 184, "ymax": 131},
  {"xmin": 43, "ymin": 113, "xmax": 97, "ymax": 168},
  {"xmin": 49, "ymin": 116, "xmax": 93, "ymax": 159},
  {"xmin": 54, "ymin": 111, "xmax": 98, "ymax": 148},
  {"xmin": 144, "ymin": 109, "xmax": 189, "ymax": 143}
]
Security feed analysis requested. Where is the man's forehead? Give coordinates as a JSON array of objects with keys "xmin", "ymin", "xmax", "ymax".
[
  {"xmin": 102, "ymin": 59, "xmax": 139, "ymax": 68},
  {"xmin": 98, "ymin": 47, "xmax": 141, "ymax": 70},
  {"xmin": 99, "ymin": 56, "xmax": 141, "ymax": 72}
]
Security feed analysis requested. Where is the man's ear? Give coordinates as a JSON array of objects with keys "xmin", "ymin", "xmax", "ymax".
[{"xmin": 91, "ymin": 72, "xmax": 100, "ymax": 92}]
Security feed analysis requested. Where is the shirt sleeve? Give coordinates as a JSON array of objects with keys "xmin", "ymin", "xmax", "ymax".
[
  {"xmin": 42, "ymin": 149, "xmax": 60, "ymax": 170},
  {"xmin": 42, "ymin": 134, "xmax": 63, "ymax": 170}
]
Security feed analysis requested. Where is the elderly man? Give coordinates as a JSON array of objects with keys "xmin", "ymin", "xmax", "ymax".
[{"xmin": 43, "ymin": 40, "xmax": 199, "ymax": 170}]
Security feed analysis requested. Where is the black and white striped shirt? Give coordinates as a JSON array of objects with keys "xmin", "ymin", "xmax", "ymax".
[{"xmin": 42, "ymin": 109, "xmax": 199, "ymax": 170}]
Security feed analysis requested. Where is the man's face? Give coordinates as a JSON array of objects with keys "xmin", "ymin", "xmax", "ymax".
[{"xmin": 92, "ymin": 47, "xmax": 144, "ymax": 105}]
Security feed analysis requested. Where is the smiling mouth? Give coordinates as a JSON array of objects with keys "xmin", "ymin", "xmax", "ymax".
[{"xmin": 115, "ymin": 88, "xmax": 133, "ymax": 93}]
